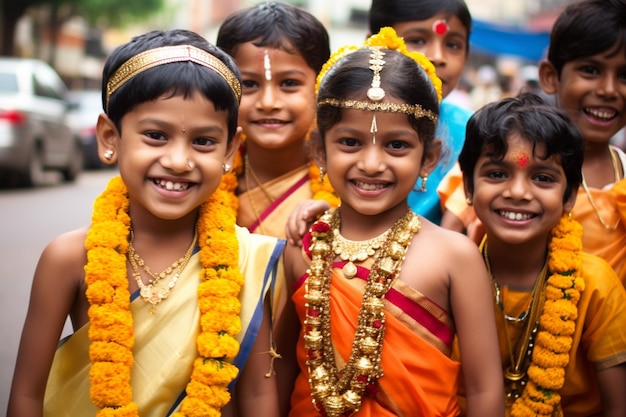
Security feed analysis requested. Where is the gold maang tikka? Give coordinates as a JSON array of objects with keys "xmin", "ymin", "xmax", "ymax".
[{"xmin": 367, "ymin": 47, "xmax": 385, "ymax": 145}]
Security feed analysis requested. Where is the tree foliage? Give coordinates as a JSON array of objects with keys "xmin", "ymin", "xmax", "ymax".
[{"xmin": 0, "ymin": 0, "xmax": 164, "ymax": 56}]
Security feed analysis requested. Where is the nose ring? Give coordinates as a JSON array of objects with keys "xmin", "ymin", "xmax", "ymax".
[{"xmin": 187, "ymin": 159, "xmax": 194, "ymax": 169}]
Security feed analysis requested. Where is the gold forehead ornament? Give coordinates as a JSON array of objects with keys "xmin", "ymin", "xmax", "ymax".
[
  {"xmin": 318, "ymin": 45, "xmax": 437, "ymax": 144},
  {"xmin": 105, "ymin": 45, "xmax": 242, "ymax": 110}
]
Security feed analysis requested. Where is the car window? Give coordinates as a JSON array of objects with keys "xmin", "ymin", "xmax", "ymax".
[
  {"xmin": 33, "ymin": 62, "xmax": 66, "ymax": 100},
  {"xmin": 0, "ymin": 72, "xmax": 18, "ymax": 93}
]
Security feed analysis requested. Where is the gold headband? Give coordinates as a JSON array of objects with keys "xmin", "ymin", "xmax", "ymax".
[
  {"xmin": 105, "ymin": 45, "xmax": 242, "ymax": 110},
  {"xmin": 318, "ymin": 98, "xmax": 438, "ymax": 123}
]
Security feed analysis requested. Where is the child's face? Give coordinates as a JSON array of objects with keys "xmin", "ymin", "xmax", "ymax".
[
  {"xmin": 233, "ymin": 41, "xmax": 317, "ymax": 151},
  {"xmin": 540, "ymin": 44, "xmax": 626, "ymax": 147},
  {"xmin": 468, "ymin": 133, "xmax": 575, "ymax": 247},
  {"xmin": 393, "ymin": 13, "xmax": 469, "ymax": 99},
  {"xmin": 99, "ymin": 92, "xmax": 239, "ymax": 221},
  {"xmin": 322, "ymin": 106, "xmax": 439, "ymax": 223}
]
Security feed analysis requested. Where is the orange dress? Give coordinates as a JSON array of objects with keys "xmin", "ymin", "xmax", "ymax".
[{"xmin": 290, "ymin": 260, "xmax": 461, "ymax": 417}]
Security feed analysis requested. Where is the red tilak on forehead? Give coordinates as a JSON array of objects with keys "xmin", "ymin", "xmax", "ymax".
[
  {"xmin": 433, "ymin": 19, "xmax": 449, "ymax": 36},
  {"xmin": 511, "ymin": 150, "xmax": 530, "ymax": 168}
]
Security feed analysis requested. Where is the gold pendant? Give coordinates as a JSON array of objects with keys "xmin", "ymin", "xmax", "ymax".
[
  {"xmin": 504, "ymin": 368, "xmax": 525, "ymax": 382},
  {"xmin": 343, "ymin": 261, "xmax": 357, "ymax": 279}
]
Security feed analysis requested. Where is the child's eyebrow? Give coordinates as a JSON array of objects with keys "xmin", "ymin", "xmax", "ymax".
[
  {"xmin": 485, "ymin": 154, "xmax": 563, "ymax": 174},
  {"xmin": 137, "ymin": 118, "xmax": 226, "ymax": 134}
]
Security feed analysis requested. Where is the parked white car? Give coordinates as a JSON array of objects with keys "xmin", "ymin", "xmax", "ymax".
[{"xmin": 0, "ymin": 57, "xmax": 82, "ymax": 187}]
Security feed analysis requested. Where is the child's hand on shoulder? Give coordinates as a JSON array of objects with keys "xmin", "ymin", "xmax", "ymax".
[{"xmin": 285, "ymin": 199, "xmax": 331, "ymax": 246}]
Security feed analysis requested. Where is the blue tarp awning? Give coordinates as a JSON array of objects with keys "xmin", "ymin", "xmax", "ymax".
[{"xmin": 471, "ymin": 19, "xmax": 550, "ymax": 61}]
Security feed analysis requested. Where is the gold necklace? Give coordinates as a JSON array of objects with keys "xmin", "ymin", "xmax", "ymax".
[
  {"xmin": 128, "ymin": 229, "xmax": 197, "ymax": 314},
  {"xmin": 305, "ymin": 208, "xmax": 420, "ymax": 417},
  {"xmin": 482, "ymin": 242, "xmax": 548, "ymax": 402},
  {"xmin": 331, "ymin": 228, "xmax": 390, "ymax": 278},
  {"xmin": 245, "ymin": 154, "xmax": 276, "ymax": 202},
  {"xmin": 244, "ymin": 154, "xmax": 273, "ymax": 235},
  {"xmin": 580, "ymin": 147, "xmax": 621, "ymax": 231}
]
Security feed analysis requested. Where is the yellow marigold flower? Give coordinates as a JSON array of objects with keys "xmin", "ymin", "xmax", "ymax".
[
  {"xmin": 532, "ymin": 345, "xmax": 571, "ymax": 368},
  {"xmin": 177, "ymin": 396, "xmax": 223, "ymax": 417},
  {"xmin": 89, "ymin": 361, "xmax": 133, "ymax": 407},
  {"xmin": 89, "ymin": 341, "xmax": 134, "ymax": 366},
  {"xmin": 197, "ymin": 332, "xmax": 240, "ymax": 359},
  {"xmin": 527, "ymin": 365, "xmax": 565, "ymax": 390},
  {"xmin": 535, "ymin": 332, "xmax": 573, "ymax": 354},
  {"xmin": 201, "ymin": 311, "xmax": 241, "ymax": 335},
  {"xmin": 543, "ymin": 299, "xmax": 578, "ymax": 321},
  {"xmin": 538, "ymin": 304, "xmax": 576, "ymax": 336},
  {"xmin": 525, "ymin": 380, "xmax": 561, "ymax": 405},
  {"xmin": 190, "ymin": 357, "xmax": 239, "ymax": 386},
  {"xmin": 95, "ymin": 403, "xmax": 139, "ymax": 417}
]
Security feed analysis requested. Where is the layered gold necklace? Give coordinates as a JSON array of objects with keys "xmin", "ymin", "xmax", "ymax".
[
  {"xmin": 331, "ymin": 228, "xmax": 390, "ymax": 279},
  {"xmin": 580, "ymin": 147, "xmax": 622, "ymax": 231},
  {"xmin": 483, "ymin": 243, "xmax": 549, "ymax": 402},
  {"xmin": 304, "ymin": 208, "xmax": 420, "ymax": 417},
  {"xmin": 128, "ymin": 228, "xmax": 197, "ymax": 314}
]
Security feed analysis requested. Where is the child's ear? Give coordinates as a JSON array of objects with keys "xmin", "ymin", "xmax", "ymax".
[
  {"xmin": 462, "ymin": 174, "xmax": 473, "ymax": 205},
  {"xmin": 420, "ymin": 138, "xmax": 442, "ymax": 178},
  {"xmin": 306, "ymin": 129, "xmax": 327, "ymax": 170},
  {"xmin": 563, "ymin": 186, "xmax": 578, "ymax": 214},
  {"xmin": 224, "ymin": 126, "xmax": 242, "ymax": 167},
  {"xmin": 96, "ymin": 113, "xmax": 120, "ymax": 165},
  {"xmin": 538, "ymin": 60, "xmax": 559, "ymax": 95}
]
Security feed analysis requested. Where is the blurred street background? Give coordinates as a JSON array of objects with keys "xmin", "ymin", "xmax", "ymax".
[{"xmin": 3, "ymin": 0, "xmax": 620, "ymax": 414}]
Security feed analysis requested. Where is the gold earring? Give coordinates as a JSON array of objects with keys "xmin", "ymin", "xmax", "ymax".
[
  {"xmin": 223, "ymin": 163, "xmax": 231, "ymax": 173},
  {"xmin": 420, "ymin": 175, "xmax": 428, "ymax": 192},
  {"xmin": 104, "ymin": 149, "xmax": 114, "ymax": 161},
  {"xmin": 465, "ymin": 197, "xmax": 472, "ymax": 206},
  {"xmin": 319, "ymin": 166, "xmax": 325, "ymax": 185}
]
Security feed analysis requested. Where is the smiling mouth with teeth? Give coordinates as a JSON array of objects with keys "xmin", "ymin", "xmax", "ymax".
[
  {"xmin": 154, "ymin": 178, "xmax": 190, "ymax": 191},
  {"xmin": 498, "ymin": 210, "xmax": 534, "ymax": 221},
  {"xmin": 353, "ymin": 180, "xmax": 389, "ymax": 191},
  {"xmin": 584, "ymin": 108, "xmax": 617, "ymax": 121}
]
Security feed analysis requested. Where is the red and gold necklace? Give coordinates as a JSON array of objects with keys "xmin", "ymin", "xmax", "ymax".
[{"xmin": 304, "ymin": 208, "xmax": 420, "ymax": 417}]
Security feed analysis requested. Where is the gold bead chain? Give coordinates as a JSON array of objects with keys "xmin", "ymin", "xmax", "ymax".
[{"xmin": 128, "ymin": 229, "xmax": 197, "ymax": 314}]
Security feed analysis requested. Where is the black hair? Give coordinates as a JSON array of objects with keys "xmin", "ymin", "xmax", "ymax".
[
  {"xmin": 315, "ymin": 48, "xmax": 440, "ymax": 155},
  {"xmin": 368, "ymin": 0, "xmax": 472, "ymax": 42},
  {"xmin": 459, "ymin": 92, "xmax": 584, "ymax": 203},
  {"xmin": 102, "ymin": 29, "xmax": 241, "ymax": 141},
  {"xmin": 216, "ymin": 2, "xmax": 330, "ymax": 74},
  {"xmin": 547, "ymin": 0, "xmax": 626, "ymax": 76}
]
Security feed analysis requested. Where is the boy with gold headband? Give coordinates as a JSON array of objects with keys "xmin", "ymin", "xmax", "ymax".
[
  {"xmin": 280, "ymin": 28, "xmax": 504, "ymax": 417},
  {"xmin": 8, "ymin": 29, "xmax": 284, "ymax": 417},
  {"xmin": 456, "ymin": 92, "xmax": 626, "ymax": 416}
]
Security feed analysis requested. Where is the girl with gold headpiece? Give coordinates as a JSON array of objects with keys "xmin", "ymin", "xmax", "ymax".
[
  {"xmin": 279, "ymin": 28, "xmax": 504, "ymax": 417},
  {"xmin": 8, "ymin": 29, "xmax": 284, "ymax": 417}
]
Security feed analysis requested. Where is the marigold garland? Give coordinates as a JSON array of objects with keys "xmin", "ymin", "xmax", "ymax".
[
  {"xmin": 510, "ymin": 214, "xmax": 585, "ymax": 417},
  {"xmin": 85, "ymin": 175, "xmax": 242, "ymax": 416},
  {"xmin": 315, "ymin": 27, "xmax": 443, "ymax": 103}
]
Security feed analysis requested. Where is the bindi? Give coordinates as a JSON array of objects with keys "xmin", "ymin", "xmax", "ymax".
[
  {"xmin": 264, "ymin": 49, "xmax": 272, "ymax": 81},
  {"xmin": 511, "ymin": 150, "xmax": 530, "ymax": 168},
  {"xmin": 432, "ymin": 19, "xmax": 449, "ymax": 36}
]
